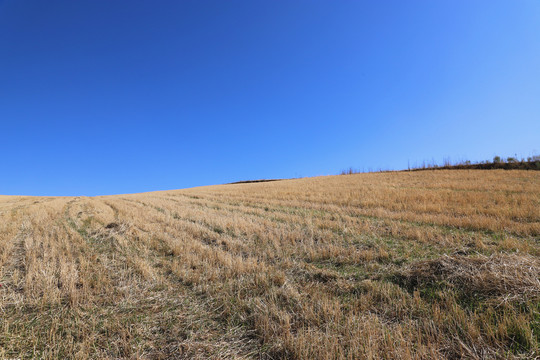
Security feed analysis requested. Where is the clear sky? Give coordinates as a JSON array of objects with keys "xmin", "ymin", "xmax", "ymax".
[{"xmin": 1, "ymin": 0, "xmax": 539, "ymax": 196}]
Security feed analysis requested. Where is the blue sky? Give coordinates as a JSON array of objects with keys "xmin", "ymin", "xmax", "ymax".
[{"xmin": 1, "ymin": 0, "xmax": 539, "ymax": 196}]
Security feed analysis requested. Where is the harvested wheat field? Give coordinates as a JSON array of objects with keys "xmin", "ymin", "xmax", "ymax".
[{"xmin": 1, "ymin": 170, "xmax": 539, "ymax": 359}]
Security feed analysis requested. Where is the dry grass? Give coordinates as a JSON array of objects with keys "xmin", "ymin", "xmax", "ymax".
[
  {"xmin": 401, "ymin": 254, "xmax": 540, "ymax": 304},
  {"xmin": 0, "ymin": 170, "xmax": 539, "ymax": 359}
]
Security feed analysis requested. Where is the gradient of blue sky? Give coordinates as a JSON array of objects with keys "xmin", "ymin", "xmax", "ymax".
[{"xmin": 1, "ymin": 0, "xmax": 539, "ymax": 196}]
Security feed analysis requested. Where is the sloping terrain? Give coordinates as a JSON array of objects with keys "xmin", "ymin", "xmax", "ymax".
[{"xmin": 1, "ymin": 170, "xmax": 539, "ymax": 359}]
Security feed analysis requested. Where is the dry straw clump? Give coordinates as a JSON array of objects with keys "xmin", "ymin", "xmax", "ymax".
[{"xmin": 402, "ymin": 253, "xmax": 540, "ymax": 303}]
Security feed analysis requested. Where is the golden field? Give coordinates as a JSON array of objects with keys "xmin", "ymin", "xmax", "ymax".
[{"xmin": 0, "ymin": 170, "xmax": 539, "ymax": 359}]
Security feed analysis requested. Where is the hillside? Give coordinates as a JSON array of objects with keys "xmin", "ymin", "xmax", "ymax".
[{"xmin": 1, "ymin": 170, "xmax": 539, "ymax": 359}]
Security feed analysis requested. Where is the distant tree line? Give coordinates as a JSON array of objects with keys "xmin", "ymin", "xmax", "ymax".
[{"xmin": 341, "ymin": 154, "xmax": 540, "ymax": 175}]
